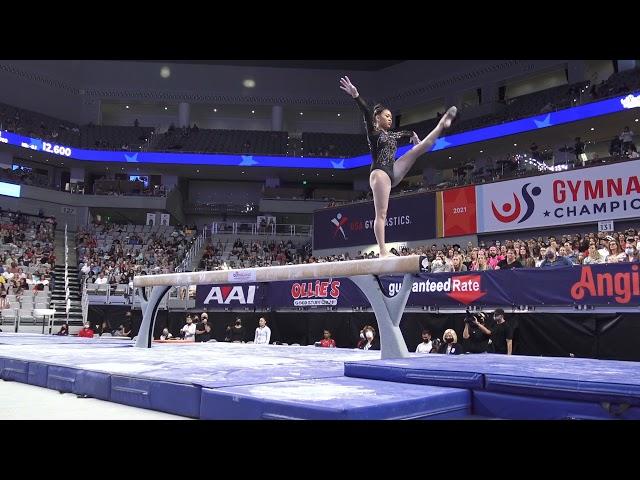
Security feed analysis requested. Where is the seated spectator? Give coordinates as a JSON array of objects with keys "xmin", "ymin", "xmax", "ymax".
[
  {"xmin": 160, "ymin": 328, "xmax": 173, "ymax": 340},
  {"xmin": 94, "ymin": 272, "xmax": 108, "ymax": 285},
  {"xmin": 605, "ymin": 239, "xmax": 626, "ymax": 263},
  {"xmin": 254, "ymin": 317, "xmax": 271, "ymax": 345},
  {"xmin": 471, "ymin": 250, "xmax": 493, "ymax": 271},
  {"xmin": 56, "ymin": 323, "xmax": 69, "ymax": 336},
  {"xmin": 113, "ymin": 324, "xmax": 131, "ymax": 337},
  {"xmin": 430, "ymin": 252, "xmax": 452, "ymax": 273},
  {"xmin": 416, "ymin": 329, "xmax": 433, "ymax": 354},
  {"xmin": 539, "ymin": 247, "xmax": 574, "ymax": 268},
  {"xmin": 438, "ymin": 329, "xmax": 462, "ymax": 355},
  {"xmin": 180, "ymin": 315, "xmax": 196, "ymax": 341},
  {"xmin": 357, "ymin": 325, "xmax": 379, "ymax": 351},
  {"xmin": 496, "ymin": 248, "xmax": 523, "ymax": 269},
  {"xmin": 622, "ymin": 239, "xmax": 639, "ymax": 263},
  {"xmin": 317, "ymin": 329, "xmax": 336, "ymax": 348},
  {"xmin": 451, "ymin": 254, "xmax": 467, "ymax": 272},
  {"xmin": 78, "ymin": 322, "xmax": 94, "ymax": 338}
]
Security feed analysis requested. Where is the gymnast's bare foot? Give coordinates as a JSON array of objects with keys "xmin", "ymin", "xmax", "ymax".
[
  {"xmin": 441, "ymin": 106, "xmax": 458, "ymax": 129},
  {"xmin": 379, "ymin": 251, "xmax": 394, "ymax": 259}
]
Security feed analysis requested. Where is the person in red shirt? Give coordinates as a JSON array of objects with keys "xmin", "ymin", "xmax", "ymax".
[
  {"xmin": 318, "ymin": 329, "xmax": 336, "ymax": 348},
  {"xmin": 78, "ymin": 322, "xmax": 94, "ymax": 338}
]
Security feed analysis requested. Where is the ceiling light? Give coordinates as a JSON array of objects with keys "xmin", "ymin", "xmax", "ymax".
[{"xmin": 243, "ymin": 79, "xmax": 256, "ymax": 88}]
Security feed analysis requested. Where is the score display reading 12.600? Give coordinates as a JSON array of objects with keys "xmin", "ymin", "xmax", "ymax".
[{"xmin": 42, "ymin": 142, "xmax": 72, "ymax": 156}]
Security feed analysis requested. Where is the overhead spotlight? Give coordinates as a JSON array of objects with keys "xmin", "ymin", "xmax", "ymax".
[
  {"xmin": 590, "ymin": 127, "xmax": 595, "ymax": 131},
  {"xmin": 196, "ymin": 169, "xmax": 200, "ymax": 173},
  {"xmin": 480, "ymin": 150, "xmax": 483, "ymax": 153},
  {"xmin": 299, "ymin": 112, "xmax": 304, "ymax": 116},
  {"xmin": 213, "ymin": 108, "xmax": 217, "ymax": 112},
  {"xmin": 164, "ymin": 106, "xmax": 168, "ymax": 111},
  {"xmin": 243, "ymin": 79, "xmax": 256, "ymax": 88},
  {"xmin": 251, "ymin": 110, "xmax": 255, "ymax": 114},
  {"xmin": 513, "ymin": 143, "xmax": 517, "ymax": 146},
  {"xmin": 337, "ymin": 113, "xmax": 341, "ymax": 117},
  {"xmin": 125, "ymin": 105, "xmax": 130, "ymax": 109},
  {"xmin": 160, "ymin": 66, "xmax": 171, "ymax": 78}
]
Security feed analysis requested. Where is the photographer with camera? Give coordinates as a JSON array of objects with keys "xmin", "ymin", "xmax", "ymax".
[{"xmin": 462, "ymin": 311, "xmax": 494, "ymax": 353}]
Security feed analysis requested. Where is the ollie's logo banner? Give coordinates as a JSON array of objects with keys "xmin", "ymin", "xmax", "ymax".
[
  {"xmin": 290, "ymin": 280, "xmax": 341, "ymax": 306},
  {"xmin": 477, "ymin": 159, "xmax": 640, "ymax": 233}
]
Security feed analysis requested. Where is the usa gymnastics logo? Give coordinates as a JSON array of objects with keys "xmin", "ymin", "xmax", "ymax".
[
  {"xmin": 491, "ymin": 183, "xmax": 542, "ymax": 224},
  {"xmin": 331, "ymin": 213, "xmax": 348, "ymax": 239}
]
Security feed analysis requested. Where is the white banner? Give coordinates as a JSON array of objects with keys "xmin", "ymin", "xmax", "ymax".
[
  {"xmin": 476, "ymin": 159, "xmax": 640, "ymax": 233},
  {"xmin": 160, "ymin": 213, "xmax": 170, "ymax": 226},
  {"xmin": 146, "ymin": 213, "xmax": 156, "ymax": 226}
]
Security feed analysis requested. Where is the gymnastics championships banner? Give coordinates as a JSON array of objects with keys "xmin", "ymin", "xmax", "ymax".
[
  {"xmin": 476, "ymin": 159, "xmax": 640, "ymax": 233},
  {"xmin": 195, "ymin": 264, "xmax": 640, "ymax": 309},
  {"xmin": 313, "ymin": 192, "xmax": 437, "ymax": 250}
]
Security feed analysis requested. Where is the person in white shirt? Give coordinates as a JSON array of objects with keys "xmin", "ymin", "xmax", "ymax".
[
  {"xmin": 180, "ymin": 315, "xmax": 196, "ymax": 341},
  {"xmin": 81, "ymin": 263, "xmax": 91, "ymax": 275},
  {"xmin": 416, "ymin": 329, "xmax": 434, "ymax": 354},
  {"xmin": 94, "ymin": 273, "xmax": 108, "ymax": 285},
  {"xmin": 254, "ymin": 317, "xmax": 271, "ymax": 345},
  {"xmin": 160, "ymin": 328, "xmax": 173, "ymax": 340}
]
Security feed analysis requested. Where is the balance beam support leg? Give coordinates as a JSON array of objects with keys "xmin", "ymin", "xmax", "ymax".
[
  {"xmin": 351, "ymin": 273, "xmax": 415, "ymax": 359},
  {"xmin": 135, "ymin": 285, "xmax": 171, "ymax": 348}
]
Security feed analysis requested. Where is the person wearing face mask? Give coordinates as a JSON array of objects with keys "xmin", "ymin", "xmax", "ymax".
[
  {"xmin": 490, "ymin": 309, "xmax": 514, "ymax": 355},
  {"xmin": 225, "ymin": 318, "xmax": 245, "ymax": 343},
  {"xmin": 539, "ymin": 247, "xmax": 574, "ymax": 269},
  {"xmin": 416, "ymin": 329, "xmax": 433, "ymax": 354},
  {"xmin": 180, "ymin": 314, "xmax": 196, "ymax": 342},
  {"xmin": 438, "ymin": 329, "xmax": 462, "ymax": 355},
  {"xmin": 357, "ymin": 325, "xmax": 380, "ymax": 350},
  {"xmin": 622, "ymin": 239, "xmax": 639, "ymax": 263}
]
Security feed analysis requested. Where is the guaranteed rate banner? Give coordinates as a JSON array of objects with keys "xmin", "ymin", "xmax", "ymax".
[
  {"xmin": 195, "ymin": 264, "xmax": 640, "ymax": 309},
  {"xmin": 313, "ymin": 192, "xmax": 437, "ymax": 250},
  {"xmin": 476, "ymin": 159, "xmax": 640, "ymax": 233}
]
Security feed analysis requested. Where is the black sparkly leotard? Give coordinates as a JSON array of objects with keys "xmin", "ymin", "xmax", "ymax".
[{"xmin": 355, "ymin": 95, "xmax": 414, "ymax": 185}]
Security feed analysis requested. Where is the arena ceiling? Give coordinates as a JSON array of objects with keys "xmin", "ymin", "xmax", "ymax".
[{"xmin": 136, "ymin": 60, "xmax": 404, "ymax": 71}]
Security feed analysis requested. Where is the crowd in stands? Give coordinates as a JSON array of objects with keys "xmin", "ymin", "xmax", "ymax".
[
  {"xmin": 225, "ymin": 238, "xmax": 312, "ymax": 269},
  {"xmin": 0, "ymin": 210, "xmax": 56, "ymax": 314},
  {"xmin": 76, "ymin": 222, "xmax": 198, "ymax": 289},
  {"xmin": 307, "ymin": 228, "xmax": 639, "ymax": 271}
]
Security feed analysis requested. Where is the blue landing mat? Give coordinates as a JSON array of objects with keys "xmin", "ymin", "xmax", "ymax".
[
  {"xmin": 473, "ymin": 391, "xmax": 640, "ymax": 420},
  {"xmin": 200, "ymin": 377, "xmax": 471, "ymax": 420},
  {"xmin": 344, "ymin": 354, "xmax": 640, "ymax": 406}
]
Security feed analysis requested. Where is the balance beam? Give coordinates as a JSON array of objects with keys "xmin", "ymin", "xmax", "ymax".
[
  {"xmin": 133, "ymin": 255, "xmax": 428, "ymax": 287},
  {"xmin": 133, "ymin": 255, "xmax": 428, "ymax": 359}
]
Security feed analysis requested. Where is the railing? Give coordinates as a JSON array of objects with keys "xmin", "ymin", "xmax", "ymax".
[
  {"xmin": 211, "ymin": 222, "xmax": 312, "ymax": 237},
  {"xmin": 176, "ymin": 226, "xmax": 208, "ymax": 273}
]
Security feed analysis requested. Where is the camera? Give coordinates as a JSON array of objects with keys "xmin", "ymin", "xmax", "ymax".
[{"xmin": 465, "ymin": 310, "xmax": 485, "ymax": 325}]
